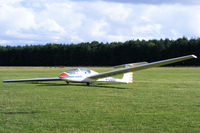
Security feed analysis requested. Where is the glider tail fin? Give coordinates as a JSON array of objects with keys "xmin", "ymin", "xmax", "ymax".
[
  {"xmin": 119, "ymin": 64, "xmax": 135, "ymax": 83},
  {"xmin": 121, "ymin": 64, "xmax": 134, "ymax": 83},
  {"xmin": 114, "ymin": 62, "xmax": 148, "ymax": 83},
  {"xmin": 122, "ymin": 72, "xmax": 133, "ymax": 84}
]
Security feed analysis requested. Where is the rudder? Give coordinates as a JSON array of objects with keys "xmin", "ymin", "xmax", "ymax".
[{"xmin": 122, "ymin": 72, "xmax": 133, "ymax": 84}]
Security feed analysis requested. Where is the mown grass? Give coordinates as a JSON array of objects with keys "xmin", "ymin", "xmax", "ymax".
[{"xmin": 0, "ymin": 67, "xmax": 200, "ymax": 133}]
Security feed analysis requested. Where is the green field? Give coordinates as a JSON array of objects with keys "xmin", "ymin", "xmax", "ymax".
[{"xmin": 0, "ymin": 67, "xmax": 200, "ymax": 132}]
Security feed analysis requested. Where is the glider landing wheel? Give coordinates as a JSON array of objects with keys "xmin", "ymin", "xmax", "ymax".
[
  {"xmin": 66, "ymin": 81, "xmax": 69, "ymax": 85},
  {"xmin": 86, "ymin": 82, "xmax": 91, "ymax": 86}
]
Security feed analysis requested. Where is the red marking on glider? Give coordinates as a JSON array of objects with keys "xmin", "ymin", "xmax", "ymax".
[{"xmin": 59, "ymin": 72, "xmax": 69, "ymax": 77}]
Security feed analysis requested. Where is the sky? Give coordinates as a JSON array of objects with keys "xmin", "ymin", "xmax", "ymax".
[{"xmin": 0, "ymin": 0, "xmax": 200, "ymax": 45}]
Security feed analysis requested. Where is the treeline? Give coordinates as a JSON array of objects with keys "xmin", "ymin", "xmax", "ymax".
[{"xmin": 0, "ymin": 37, "xmax": 199, "ymax": 66}]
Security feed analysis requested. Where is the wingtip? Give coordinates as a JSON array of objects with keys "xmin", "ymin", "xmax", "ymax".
[{"xmin": 191, "ymin": 55, "xmax": 197, "ymax": 58}]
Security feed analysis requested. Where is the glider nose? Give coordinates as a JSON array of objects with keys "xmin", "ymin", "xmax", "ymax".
[{"xmin": 59, "ymin": 72, "xmax": 69, "ymax": 77}]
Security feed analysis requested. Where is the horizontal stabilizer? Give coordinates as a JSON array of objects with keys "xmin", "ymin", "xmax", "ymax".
[{"xmin": 113, "ymin": 62, "xmax": 148, "ymax": 68}]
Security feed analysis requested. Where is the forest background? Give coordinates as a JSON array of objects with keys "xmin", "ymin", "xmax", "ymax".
[{"xmin": 0, "ymin": 37, "xmax": 199, "ymax": 66}]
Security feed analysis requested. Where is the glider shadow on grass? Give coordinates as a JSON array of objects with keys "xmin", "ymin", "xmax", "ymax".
[
  {"xmin": 30, "ymin": 82, "xmax": 128, "ymax": 89},
  {"xmin": 3, "ymin": 111, "xmax": 40, "ymax": 115}
]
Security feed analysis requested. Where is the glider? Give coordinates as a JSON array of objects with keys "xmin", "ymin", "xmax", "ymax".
[{"xmin": 3, "ymin": 55, "xmax": 197, "ymax": 86}]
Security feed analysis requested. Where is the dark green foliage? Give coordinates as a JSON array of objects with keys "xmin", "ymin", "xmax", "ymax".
[{"xmin": 0, "ymin": 37, "xmax": 199, "ymax": 66}]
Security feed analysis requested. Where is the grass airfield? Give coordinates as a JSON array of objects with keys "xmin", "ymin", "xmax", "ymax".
[{"xmin": 0, "ymin": 67, "xmax": 200, "ymax": 132}]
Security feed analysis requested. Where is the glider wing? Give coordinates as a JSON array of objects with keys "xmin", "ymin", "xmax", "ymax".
[
  {"xmin": 88, "ymin": 55, "xmax": 197, "ymax": 80},
  {"xmin": 3, "ymin": 77, "xmax": 60, "ymax": 82}
]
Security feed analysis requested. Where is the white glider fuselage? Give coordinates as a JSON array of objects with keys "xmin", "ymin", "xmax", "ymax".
[
  {"xmin": 58, "ymin": 68, "xmax": 98, "ymax": 83},
  {"xmin": 58, "ymin": 68, "xmax": 130, "ymax": 83}
]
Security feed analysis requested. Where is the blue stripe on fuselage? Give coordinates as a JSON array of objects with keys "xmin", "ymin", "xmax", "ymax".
[{"xmin": 59, "ymin": 76, "xmax": 83, "ymax": 79}]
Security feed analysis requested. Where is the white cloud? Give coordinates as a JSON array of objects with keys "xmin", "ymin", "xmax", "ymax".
[
  {"xmin": 90, "ymin": 1, "xmax": 131, "ymax": 22},
  {"xmin": 0, "ymin": 5, "xmax": 35, "ymax": 30},
  {"xmin": 90, "ymin": 20, "xmax": 108, "ymax": 37},
  {"xmin": 0, "ymin": 0, "xmax": 23, "ymax": 5},
  {"xmin": 90, "ymin": 0, "xmax": 200, "ymax": 5},
  {"xmin": 0, "ymin": 3, "xmax": 36, "ymax": 43},
  {"xmin": 0, "ymin": 40, "xmax": 11, "ymax": 44},
  {"xmin": 187, "ymin": 6, "xmax": 200, "ymax": 37},
  {"xmin": 0, "ymin": 0, "xmax": 200, "ymax": 45}
]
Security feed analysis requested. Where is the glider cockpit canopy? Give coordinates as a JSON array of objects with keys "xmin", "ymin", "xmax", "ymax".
[{"xmin": 64, "ymin": 68, "xmax": 93, "ymax": 75}]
